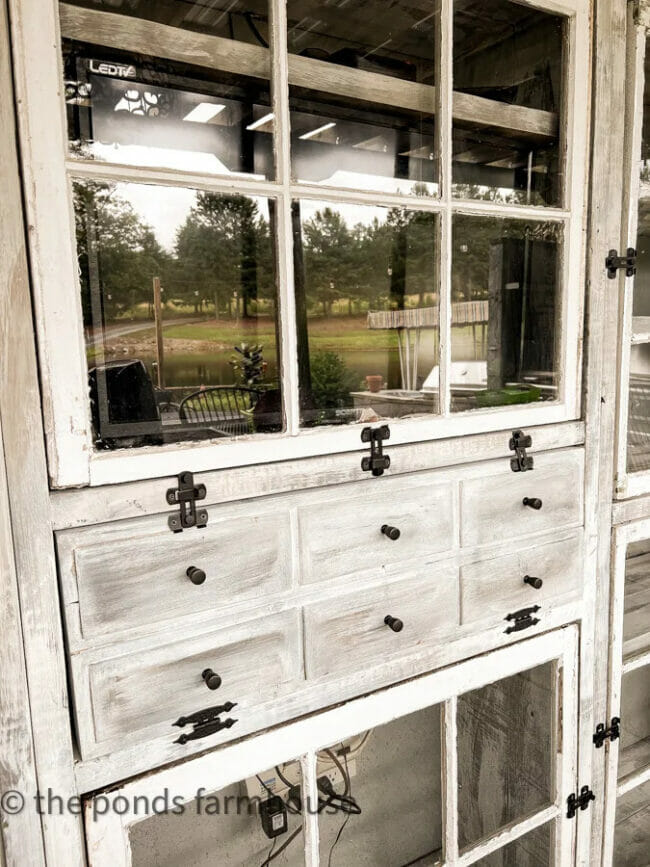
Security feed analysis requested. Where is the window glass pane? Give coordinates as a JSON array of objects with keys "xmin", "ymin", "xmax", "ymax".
[
  {"xmin": 627, "ymin": 39, "xmax": 650, "ymax": 473},
  {"xmin": 453, "ymin": 0, "xmax": 565, "ymax": 207},
  {"xmin": 470, "ymin": 821, "xmax": 555, "ymax": 866},
  {"xmin": 450, "ymin": 216, "xmax": 561, "ymax": 412},
  {"xmin": 128, "ymin": 768, "xmax": 306, "ymax": 866},
  {"xmin": 317, "ymin": 707, "xmax": 443, "ymax": 866},
  {"xmin": 74, "ymin": 180, "xmax": 283, "ymax": 450},
  {"xmin": 287, "ymin": 1, "xmax": 439, "ymax": 196},
  {"xmin": 292, "ymin": 200, "xmax": 440, "ymax": 427},
  {"xmin": 618, "ymin": 665, "xmax": 650, "ymax": 784},
  {"xmin": 62, "ymin": 1, "xmax": 273, "ymax": 178},
  {"xmin": 457, "ymin": 662, "xmax": 556, "ymax": 850},
  {"xmin": 624, "ymin": 541, "xmax": 650, "ymax": 662},
  {"xmin": 614, "ymin": 778, "xmax": 650, "ymax": 867}
]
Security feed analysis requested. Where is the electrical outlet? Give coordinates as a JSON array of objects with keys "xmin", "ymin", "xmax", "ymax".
[{"xmin": 320, "ymin": 759, "xmax": 357, "ymax": 790}]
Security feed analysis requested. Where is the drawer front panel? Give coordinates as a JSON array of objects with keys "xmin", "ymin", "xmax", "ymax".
[
  {"xmin": 304, "ymin": 568, "xmax": 459, "ymax": 678},
  {"xmin": 460, "ymin": 533, "xmax": 583, "ymax": 625},
  {"xmin": 299, "ymin": 477, "xmax": 454, "ymax": 584},
  {"xmin": 460, "ymin": 451, "xmax": 583, "ymax": 548},
  {"xmin": 76, "ymin": 610, "xmax": 302, "ymax": 756},
  {"xmin": 59, "ymin": 504, "xmax": 293, "ymax": 641}
]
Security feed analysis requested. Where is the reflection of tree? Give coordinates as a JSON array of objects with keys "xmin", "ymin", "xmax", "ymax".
[
  {"xmin": 75, "ymin": 182, "xmax": 169, "ymax": 324},
  {"xmin": 174, "ymin": 193, "xmax": 274, "ymax": 318}
]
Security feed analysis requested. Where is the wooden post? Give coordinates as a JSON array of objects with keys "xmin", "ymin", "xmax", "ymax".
[{"xmin": 153, "ymin": 276, "xmax": 164, "ymax": 389}]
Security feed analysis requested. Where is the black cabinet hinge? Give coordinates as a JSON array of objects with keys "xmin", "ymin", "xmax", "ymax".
[
  {"xmin": 567, "ymin": 786, "xmax": 595, "ymax": 818},
  {"xmin": 172, "ymin": 703, "xmax": 238, "ymax": 744},
  {"xmin": 606, "ymin": 248, "xmax": 637, "ymax": 279},
  {"xmin": 509, "ymin": 429, "xmax": 534, "ymax": 472},
  {"xmin": 361, "ymin": 425, "xmax": 391, "ymax": 476},
  {"xmin": 593, "ymin": 717, "xmax": 620, "ymax": 748},
  {"xmin": 504, "ymin": 605, "xmax": 540, "ymax": 634},
  {"xmin": 166, "ymin": 470, "xmax": 208, "ymax": 532}
]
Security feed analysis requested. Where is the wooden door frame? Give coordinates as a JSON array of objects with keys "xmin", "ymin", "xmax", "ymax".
[{"xmin": 0, "ymin": 0, "xmax": 84, "ymax": 863}]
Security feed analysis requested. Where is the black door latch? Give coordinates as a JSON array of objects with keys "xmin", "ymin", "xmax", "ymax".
[
  {"xmin": 504, "ymin": 605, "xmax": 540, "ymax": 634},
  {"xmin": 567, "ymin": 786, "xmax": 595, "ymax": 818},
  {"xmin": 606, "ymin": 248, "xmax": 637, "ymax": 279},
  {"xmin": 166, "ymin": 470, "xmax": 208, "ymax": 532},
  {"xmin": 361, "ymin": 425, "xmax": 391, "ymax": 476},
  {"xmin": 172, "ymin": 703, "xmax": 237, "ymax": 744},
  {"xmin": 509, "ymin": 430, "xmax": 534, "ymax": 472},
  {"xmin": 593, "ymin": 717, "xmax": 620, "ymax": 748}
]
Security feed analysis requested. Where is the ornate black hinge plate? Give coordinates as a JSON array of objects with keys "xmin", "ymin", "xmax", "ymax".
[
  {"xmin": 593, "ymin": 717, "xmax": 620, "ymax": 748},
  {"xmin": 567, "ymin": 785, "xmax": 595, "ymax": 818},
  {"xmin": 361, "ymin": 425, "xmax": 391, "ymax": 476},
  {"xmin": 166, "ymin": 470, "xmax": 208, "ymax": 532},
  {"xmin": 509, "ymin": 429, "xmax": 534, "ymax": 472},
  {"xmin": 504, "ymin": 605, "xmax": 540, "ymax": 634},
  {"xmin": 172, "ymin": 703, "xmax": 237, "ymax": 744},
  {"xmin": 606, "ymin": 248, "xmax": 637, "ymax": 279}
]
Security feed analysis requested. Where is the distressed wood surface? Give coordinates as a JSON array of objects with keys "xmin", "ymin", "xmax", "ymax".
[
  {"xmin": 57, "ymin": 497, "xmax": 295, "ymax": 645},
  {"xmin": 460, "ymin": 531, "xmax": 583, "ymax": 624},
  {"xmin": 459, "ymin": 450, "xmax": 584, "ymax": 546},
  {"xmin": 73, "ymin": 609, "xmax": 303, "ymax": 759},
  {"xmin": 0, "ymin": 0, "xmax": 85, "ymax": 862},
  {"xmin": 303, "ymin": 568, "xmax": 459, "ymax": 679},
  {"xmin": 49, "ymin": 428, "xmax": 585, "ymax": 529}
]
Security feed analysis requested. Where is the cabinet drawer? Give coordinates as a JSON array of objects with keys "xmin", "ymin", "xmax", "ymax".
[
  {"xmin": 72, "ymin": 610, "xmax": 303, "ymax": 758},
  {"xmin": 460, "ymin": 450, "xmax": 583, "ymax": 548},
  {"xmin": 57, "ymin": 499, "xmax": 294, "ymax": 645},
  {"xmin": 298, "ymin": 476, "xmax": 454, "ymax": 584},
  {"xmin": 304, "ymin": 568, "xmax": 459, "ymax": 678},
  {"xmin": 460, "ymin": 532, "xmax": 583, "ymax": 625}
]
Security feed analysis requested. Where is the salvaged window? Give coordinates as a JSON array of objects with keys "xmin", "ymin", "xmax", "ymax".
[{"xmin": 54, "ymin": 0, "xmax": 585, "ymax": 463}]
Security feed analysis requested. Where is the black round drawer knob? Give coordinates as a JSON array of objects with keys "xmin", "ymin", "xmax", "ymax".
[
  {"xmin": 381, "ymin": 524, "xmax": 401, "ymax": 541},
  {"xmin": 524, "ymin": 575, "xmax": 543, "ymax": 590},
  {"xmin": 202, "ymin": 668, "xmax": 222, "ymax": 690},
  {"xmin": 186, "ymin": 566, "xmax": 206, "ymax": 585},
  {"xmin": 523, "ymin": 497, "xmax": 543, "ymax": 510},
  {"xmin": 384, "ymin": 615, "xmax": 404, "ymax": 632}
]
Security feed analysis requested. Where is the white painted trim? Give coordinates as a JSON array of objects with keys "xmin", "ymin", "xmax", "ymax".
[{"xmin": 617, "ymin": 763, "xmax": 650, "ymax": 797}]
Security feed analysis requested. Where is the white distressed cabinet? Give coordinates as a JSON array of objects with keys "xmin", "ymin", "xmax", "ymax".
[{"xmin": 0, "ymin": 0, "xmax": 636, "ymax": 865}]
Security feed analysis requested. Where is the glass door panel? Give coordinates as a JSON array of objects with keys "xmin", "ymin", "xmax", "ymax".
[
  {"xmin": 293, "ymin": 201, "xmax": 440, "ymax": 427},
  {"xmin": 457, "ymin": 662, "xmax": 556, "ymax": 851},
  {"xmin": 613, "ymin": 779, "xmax": 650, "ymax": 867},
  {"xmin": 624, "ymin": 541, "xmax": 650, "ymax": 660},
  {"xmin": 286, "ymin": 0, "xmax": 439, "ymax": 197},
  {"xmin": 128, "ymin": 768, "xmax": 306, "ymax": 866},
  {"xmin": 450, "ymin": 217, "xmax": 561, "ymax": 412},
  {"xmin": 73, "ymin": 180, "xmax": 283, "ymax": 450},
  {"xmin": 626, "ymin": 38, "xmax": 650, "ymax": 476},
  {"xmin": 61, "ymin": 0, "xmax": 274, "ymax": 178},
  {"xmin": 317, "ymin": 706, "xmax": 443, "ymax": 867},
  {"xmin": 618, "ymin": 666, "xmax": 650, "ymax": 784},
  {"xmin": 452, "ymin": 0, "xmax": 566, "ymax": 208}
]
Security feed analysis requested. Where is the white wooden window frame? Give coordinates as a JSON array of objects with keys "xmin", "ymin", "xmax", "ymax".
[
  {"xmin": 84, "ymin": 627, "xmax": 579, "ymax": 867},
  {"xmin": 614, "ymin": 1, "xmax": 650, "ymax": 500},
  {"xmin": 8, "ymin": 0, "xmax": 591, "ymax": 488},
  {"xmin": 601, "ymin": 517, "xmax": 650, "ymax": 864}
]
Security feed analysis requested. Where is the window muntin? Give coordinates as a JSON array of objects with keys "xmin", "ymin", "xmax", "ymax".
[
  {"xmin": 54, "ymin": 0, "xmax": 579, "ymax": 464},
  {"xmin": 73, "ymin": 179, "xmax": 282, "ymax": 450},
  {"xmin": 453, "ymin": 0, "xmax": 565, "ymax": 207},
  {"xmin": 286, "ymin": 0, "xmax": 439, "ymax": 196},
  {"xmin": 451, "ymin": 216, "xmax": 561, "ymax": 412},
  {"xmin": 293, "ymin": 200, "xmax": 440, "ymax": 428}
]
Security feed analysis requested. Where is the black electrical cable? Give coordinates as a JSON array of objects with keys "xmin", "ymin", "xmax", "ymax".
[
  {"xmin": 259, "ymin": 825, "xmax": 303, "ymax": 866},
  {"xmin": 255, "ymin": 774, "xmax": 300, "ymax": 815},
  {"xmin": 327, "ymin": 744, "xmax": 358, "ymax": 867},
  {"xmin": 274, "ymin": 764, "xmax": 294, "ymax": 790},
  {"xmin": 244, "ymin": 11, "xmax": 269, "ymax": 47}
]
